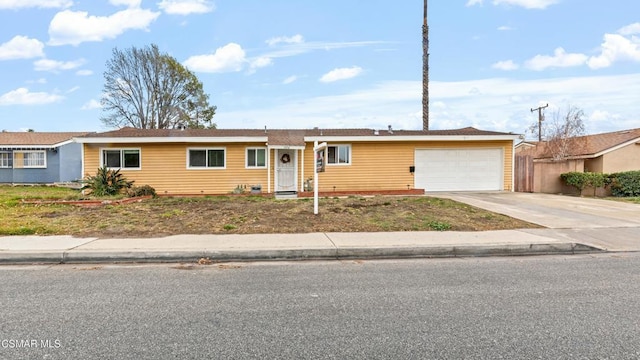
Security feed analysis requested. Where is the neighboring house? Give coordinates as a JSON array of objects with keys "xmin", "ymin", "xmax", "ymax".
[
  {"xmin": 75, "ymin": 127, "xmax": 520, "ymax": 195},
  {"xmin": 0, "ymin": 132, "xmax": 89, "ymax": 184},
  {"xmin": 515, "ymin": 128, "xmax": 640, "ymax": 194}
]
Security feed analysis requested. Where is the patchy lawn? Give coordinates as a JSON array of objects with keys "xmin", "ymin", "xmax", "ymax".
[
  {"xmin": 0, "ymin": 185, "xmax": 540, "ymax": 237},
  {"xmin": 606, "ymin": 196, "xmax": 640, "ymax": 204}
]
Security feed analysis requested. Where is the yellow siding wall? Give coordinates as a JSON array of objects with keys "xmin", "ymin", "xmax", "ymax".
[
  {"xmin": 84, "ymin": 140, "xmax": 514, "ymax": 194},
  {"xmin": 12, "ymin": 152, "xmax": 23, "ymax": 169},
  {"xmin": 84, "ymin": 143, "xmax": 269, "ymax": 195},
  {"xmin": 302, "ymin": 140, "xmax": 514, "ymax": 192}
]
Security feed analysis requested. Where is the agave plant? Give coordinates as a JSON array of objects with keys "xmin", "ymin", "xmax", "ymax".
[{"xmin": 82, "ymin": 167, "xmax": 134, "ymax": 196}]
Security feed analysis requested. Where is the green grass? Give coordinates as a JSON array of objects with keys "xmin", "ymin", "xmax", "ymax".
[
  {"xmin": 605, "ymin": 196, "xmax": 640, "ymax": 204},
  {"xmin": 0, "ymin": 185, "xmax": 82, "ymax": 202}
]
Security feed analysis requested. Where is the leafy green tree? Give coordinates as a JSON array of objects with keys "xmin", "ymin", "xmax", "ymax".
[{"xmin": 101, "ymin": 44, "xmax": 216, "ymax": 129}]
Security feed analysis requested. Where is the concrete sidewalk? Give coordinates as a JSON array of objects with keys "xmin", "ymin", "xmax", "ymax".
[{"xmin": 0, "ymin": 229, "xmax": 614, "ymax": 264}]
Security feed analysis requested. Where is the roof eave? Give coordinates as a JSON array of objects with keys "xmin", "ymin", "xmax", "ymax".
[
  {"xmin": 304, "ymin": 135, "xmax": 520, "ymax": 142},
  {"xmin": 74, "ymin": 136, "xmax": 269, "ymax": 144}
]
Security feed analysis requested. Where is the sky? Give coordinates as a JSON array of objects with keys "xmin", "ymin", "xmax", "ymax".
[{"xmin": 0, "ymin": 0, "xmax": 639, "ymax": 138}]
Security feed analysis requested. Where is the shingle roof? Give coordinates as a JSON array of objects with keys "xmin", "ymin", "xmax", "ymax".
[
  {"xmin": 0, "ymin": 132, "xmax": 90, "ymax": 146},
  {"xmin": 77, "ymin": 126, "xmax": 516, "ymax": 146},
  {"xmin": 519, "ymin": 128, "xmax": 640, "ymax": 159}
]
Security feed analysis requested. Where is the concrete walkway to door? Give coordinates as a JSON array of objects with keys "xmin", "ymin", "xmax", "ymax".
[{"xmin": 437, "ymin": 192, "xmax": 640, "ymax": 252}]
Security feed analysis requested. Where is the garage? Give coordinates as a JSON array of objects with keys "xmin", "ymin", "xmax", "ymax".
[{"xmin": 414, "ymin": 148, "xmax": 503, "ymax": 192}]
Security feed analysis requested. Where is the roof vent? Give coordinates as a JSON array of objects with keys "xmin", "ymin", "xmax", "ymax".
[
  {"xmin": 388, "ymin": 125, "xmax": 393, "ymax": 134},
  {"xmin": 176, "ymin": 123, "xmax": 187, "ymax": 131},
  {"xmin": 374, "ymin": 129, "xmax": 379, "ymax": 136}
]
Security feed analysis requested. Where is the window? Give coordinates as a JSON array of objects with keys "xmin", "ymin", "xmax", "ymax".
[
  {"xmin": 246, "ymin": 148, "xmax": 266, "ymax": 168},
  {"xmin": 188, "ymin": 148, "xmax": 225, "ymax": 169},
  {"xmin": 102, "ymin": 149, "xmax": 140, "ymax": 169},
  {"xmin": 0, "ymin": 152, "xmax": 11, "ymax": 168},
  {"xmin": 327, "ymin": 145, "xmax": 351, "ymax": 165},
  {"xmin": 15, "ymin": 151, "xmax": 46, "ymax": 168}
]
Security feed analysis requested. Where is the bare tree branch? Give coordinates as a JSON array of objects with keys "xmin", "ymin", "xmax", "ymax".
[{"xmin": 100, "ymin": 44, "xmax": 217, "ymax": 129}]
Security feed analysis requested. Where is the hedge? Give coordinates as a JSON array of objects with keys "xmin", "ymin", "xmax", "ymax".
[
  {"xmin": 560, "ymin": 172, "xmax": 608, "ymax": 193},
  {"xmin": 609, "ymin": 171, "xmax": 640, "ymax": 197}
]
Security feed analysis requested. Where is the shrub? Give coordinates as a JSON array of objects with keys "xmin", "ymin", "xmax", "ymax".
[
  {"xmin": 609, "ymin": 171, "xmax": 640, "ymax": 197},
  {"xmin": 82, "ymin": 167, "xmax": 134, "ymax": 196},
  {"xmin": 560, "ymin": 172, "xmax": 590, "ymax": 192},
  {"xmin": 126, "ymin": 185, "xmax": 157, "ymax": 198},
  {"xmin": 560, "ymin": 172, "xmax": 607, "ymax": 194}
]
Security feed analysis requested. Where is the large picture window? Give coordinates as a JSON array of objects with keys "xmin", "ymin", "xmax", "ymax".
[
  {"xmin": 15, "ymin": 151, "xmax": 46, "ymax": 168},
  {"xmin": 188, "ymin": 148, "xmax": 225, "ymax": 169},
  {"xmin": 102, "ymin": 149, "xmax": 140, "ymax": 169},
  {"xmin": 0, "ymin": 152, "xmax": 10, "ymax": 168},
  {"xmin": 327, "ymin": 145, "xmax": 351, "ymax": 165},
  {"xmin": 246, "ymin": 148, "xmax": 266, "ymax": 168}
]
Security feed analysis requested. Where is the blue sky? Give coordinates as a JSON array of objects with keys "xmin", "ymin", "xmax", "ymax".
[{"xmin": 0, "ymin": 0, "xmax": 639, "ymax": 137}]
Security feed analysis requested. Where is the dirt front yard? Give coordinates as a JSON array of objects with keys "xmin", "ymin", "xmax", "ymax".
[{"xmin": 0, "ymin": 187, "xmax": 540, "ymax": 237}]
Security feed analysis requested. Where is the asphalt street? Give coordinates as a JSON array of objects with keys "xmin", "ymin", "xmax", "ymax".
[{"xmin": 1, "ymin": 254, "xmax": 640, "ymax": 359}]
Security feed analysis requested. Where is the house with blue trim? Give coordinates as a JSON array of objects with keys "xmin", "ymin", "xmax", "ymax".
[{"xmin": 0, "ymin": 132, "xmax": 89, "ymax": 184}]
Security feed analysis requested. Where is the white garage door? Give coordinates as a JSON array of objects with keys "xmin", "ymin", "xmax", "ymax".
[{"xmin": 415, "ymin": 149, "xmax": 503, "ymax": 192}]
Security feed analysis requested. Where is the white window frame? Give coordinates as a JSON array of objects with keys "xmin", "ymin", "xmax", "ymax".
[
  {"xmin": 0, "ymin": 152, "xmax": 10, "ymax": 168},
  {"xmin": 327, "ymin": 144, "xmax": 351, "ymax": 166},
  {"xmin": 246, "ymin": 147, "xmax": 267, "ymax": 169},
  {"xmin": 100, "ymin": 148, "xmax": 141, "ymax": 170},
  {"xmin": 15, "ymin": 150, "xmax": 46, "ymax": 169},
  {"xmin": 187, "ymin": 147, "xmax": 226, "ymax": 170}
]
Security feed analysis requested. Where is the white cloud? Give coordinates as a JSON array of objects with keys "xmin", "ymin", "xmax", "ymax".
[
  {"xmin": 467, "ymin": 0, "xmax": 559, "ymax": 9},
  {"xmin": 259, "ymin": 40, "xmax": 385, "ymax": 60},
  {"xmin": 0, "ymin": 36, "xmax": 45, "ymax": 61},
  {"xmin": 215, "ymin": 74, "xmax": 640, "ymax": 135},
  {"xmin": 183, "ymin": 43, "xmax": 246, "ymax": 73},
  {"xmin": 319, "ymin": 66, "xmax": 363, "ymax": 83},
  {"xmin": 48, "ymin": 8, "xmax": 160, "ymax": 46},
  {"xmin": 266, "ymin": 34, "xmax": 304, "ymax": 47},
  {"xmin": 497, "ymin": 26, "xmax": 513, "ymax": 31},
  {"xmin": 524, "ymin": 47, "xmax": 587, "ymax": 71},
  {"xmin": 587, "ymin": 33, "xmax": 640, "ymax": 69},
  {"xmin": 0, "ymin": 0, "xmax": 72, "ymax": 9},
  {"xmin": 0, "ymin": 88, "xmax": 64, "ymax": 105},
  {"xmin": 34, "ymin": 58, "xmax": 86, "ymax": 72},
  {"xmin": 492, "ymin": 60, "xmax": 519, "ymax": 71},
  {"xmin": 109, "ymin": 0, "xmax": 141, "ymax": 7},
  {"xmin": 76, "ymin": 69, "xmax": 93, "ymax": 76},
  {"xmin": 158, "ymin": 0, "xmax": 214, "ymax": 15},
  {"xmin": 81, "ymin": 99, "xmax": 102, "ymax": 110},
  {"xmin": 618, "ymin": 23, "xmax": 640, "ymax": 36},
  {"xmin": 248, "ymin": 56, "xmax": 273, "ymax": 73},
  {"xmin": 283, "ymin": 75, "xmax": 297, "ymax": 85},
  {"xmin": 26, "ymin": 78, "xmax": 47, "ymax": 84}
]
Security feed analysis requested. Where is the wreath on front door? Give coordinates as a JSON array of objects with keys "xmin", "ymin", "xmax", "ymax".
[{"xmin": 280, "ymin": 153, "xmax": 291, "ymax": 164}]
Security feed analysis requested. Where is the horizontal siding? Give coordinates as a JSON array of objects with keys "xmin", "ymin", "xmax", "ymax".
[
  {"xmin": 84, "ymin": 139, "xmax": 514, "ymax": 194},
  {"xmin": 303, "ymin": 140, "xmax": 514, "ymax": 192},
  {"xmin": 84, "ymin": 143, "xmax": 269, "ymax": 194}
]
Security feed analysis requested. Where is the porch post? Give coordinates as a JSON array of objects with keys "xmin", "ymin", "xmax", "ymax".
[
  {"xmin": 267, "ymin": 147, "xmax": 271, "ymax": 193},
  {"xmin": 300, "ymin": 148, "xmax": 304, "ymax": 192}
]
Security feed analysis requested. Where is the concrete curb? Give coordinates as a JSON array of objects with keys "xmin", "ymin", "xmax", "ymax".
[{"xmin": 0, "ymin": 243, "xmax": 604, "ymax": 264}]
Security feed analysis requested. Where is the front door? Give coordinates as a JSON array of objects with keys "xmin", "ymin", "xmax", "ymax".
[{"xmin": 275, "ymin": 149, "xmax": 297, "ymax": 193}]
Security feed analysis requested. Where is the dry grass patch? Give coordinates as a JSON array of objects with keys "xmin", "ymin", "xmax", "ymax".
[{"xmin": 0, "ymin": 186, "xmax": 540, "ymax": 237}]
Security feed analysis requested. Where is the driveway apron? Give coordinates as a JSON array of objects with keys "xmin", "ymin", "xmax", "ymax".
[{"xmin": 436, "ymin": 192, "xmax": 640, "ymax": 251}]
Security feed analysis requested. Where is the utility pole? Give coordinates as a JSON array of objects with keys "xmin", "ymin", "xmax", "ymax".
[
  {"xmin": 422, "ymin": 0, "xmax": 429, "ymax": 131},
  {"xmin": 531, "ymin": 104, "xmax": 549, "ymax": 141}
]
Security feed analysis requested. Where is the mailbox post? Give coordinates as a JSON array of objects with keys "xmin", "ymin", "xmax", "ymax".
[{"xmin": 313, "ymin": 141, "xmax": 327, "ymax": 215}]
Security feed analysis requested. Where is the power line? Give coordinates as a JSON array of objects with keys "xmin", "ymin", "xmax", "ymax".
[{"xmin": 531, "ymin": 104, "xmax": 549, "ymax": 141}]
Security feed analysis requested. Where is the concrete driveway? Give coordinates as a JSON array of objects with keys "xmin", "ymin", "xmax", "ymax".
[{"xmin": 437, "ymin": 192, "xmax": 640, "ymax": 252}]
